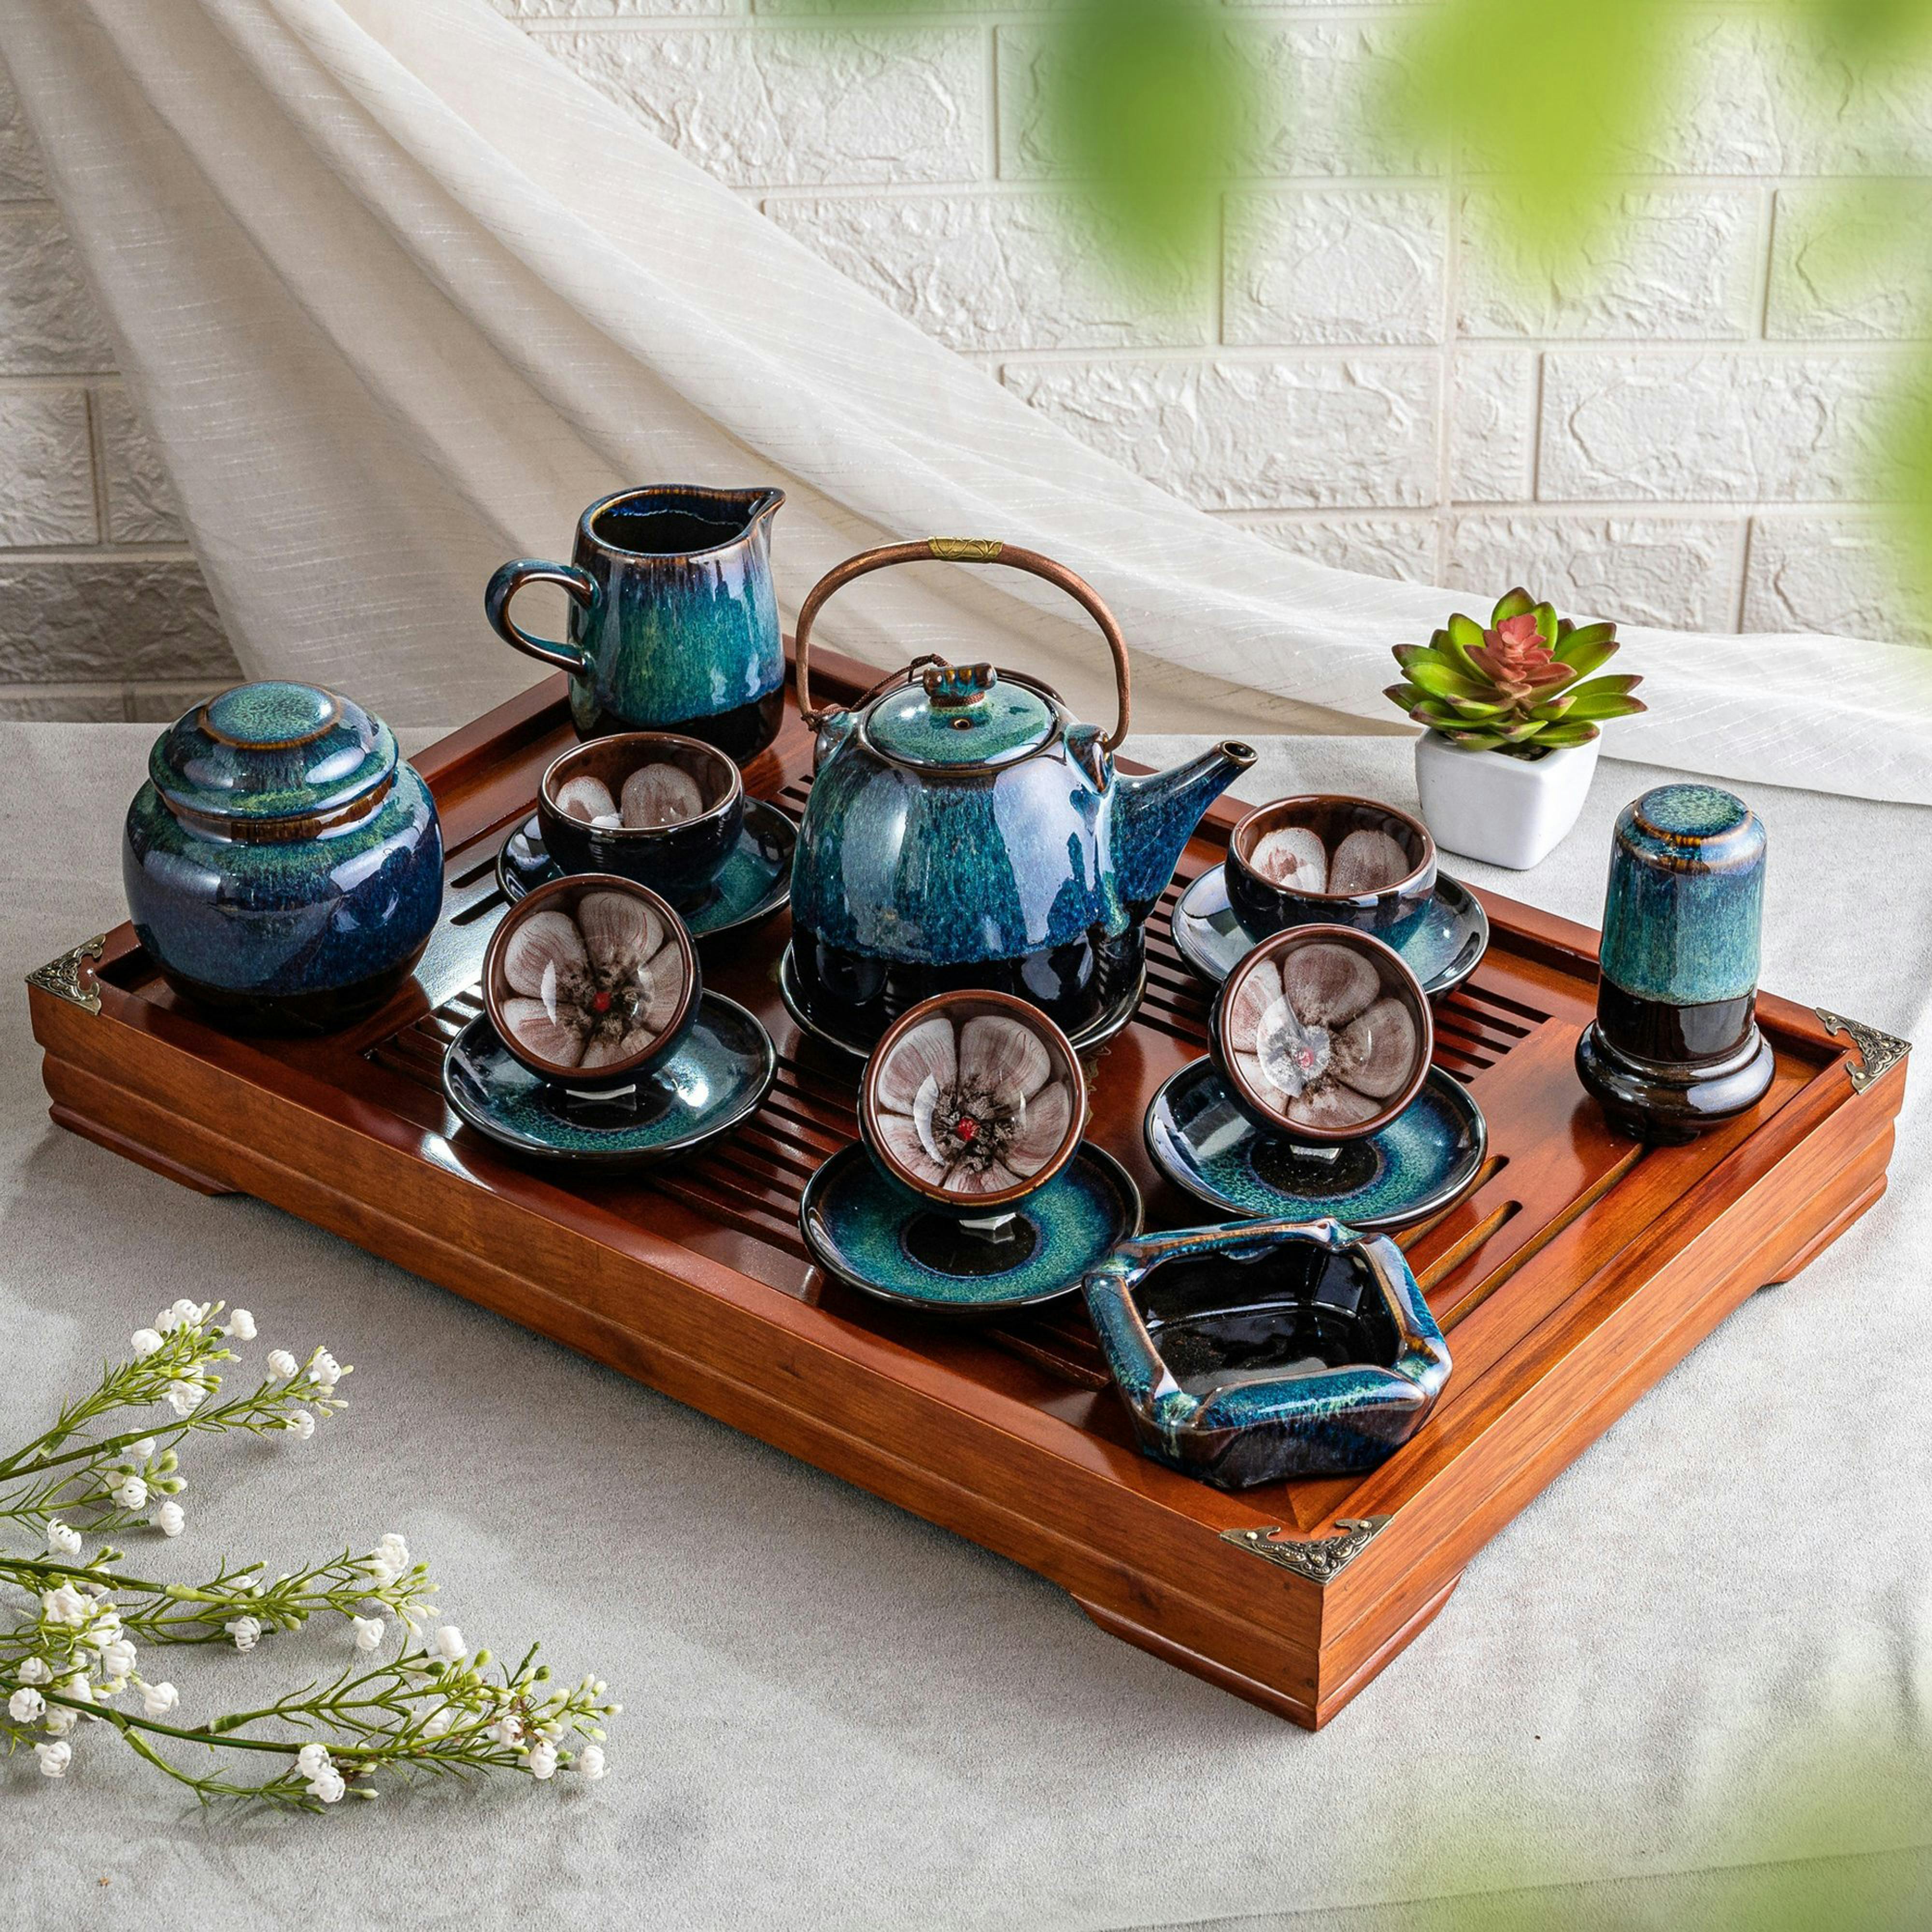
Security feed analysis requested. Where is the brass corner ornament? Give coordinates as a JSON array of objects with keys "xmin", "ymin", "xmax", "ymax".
[
  {"xmin": 927, "ymin": 538, "xmax": 1004, "ymax": 564},
  {"xmin": 26, "ymin": 935, "xmax": 108, "ymax": 1015},
  {"xmin": 1221, "ymin": 1516, "xmax": 1392, "ymax": 1585},
  {"xmin": 1816, "ymin": 1009, "xmax": 1911, "ymax": 1094}
]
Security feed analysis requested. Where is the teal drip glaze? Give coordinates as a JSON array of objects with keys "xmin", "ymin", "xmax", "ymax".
[
  {"xmin": 442, "ymin": 999, "xmax": 773, "ymax": 1162},
  {"xmin": 1599, "ymin": 785, "xmax": 1766, "ymax": 1004},
  {"xmin": 864, "ymin": 675, "xmax": 1057, "ymax": 767},
  {"xmin": 124, "ymin": 763, "xmax": 440, "ymax": 995},
  {"xmin": 791, "ymin": 746, "xmax": 1129, "ymax": 961},
  {"xmin": 1146, "ymin": 1061, "xmax": 1484, "ymax": 1229},
  {"xmin": 802, "ymin": 1144, "xmax": 1137, "ymax": 1310},
  {"xmin": 501, "ymin": 802, "xmax": 792, "ymax": 936},
  {"xmin": 152, "ymin": 681, "xmax": 392, "ymax": 823},
  {"xmin": 1639, "ymin": 783, "xmax": 1748, "ymax": 839},
  {"xmin": 1170, "ymin": 866, "xmax": 1488, "ymax": 997},
  {"xmin": 1191, "ymin": 1364, "xmax": 1420, "ymax": 1434},
  {"xmin": 571, "ymin": 547, "xmax": 781, "ymax": 729},
  {"xmin": 205, "ymin": 681, "xmax": 336, "ymax": 742},
  {"xmin": 1080, "ymin": 1220, "xmax": 1451, "ymax": 1485}
]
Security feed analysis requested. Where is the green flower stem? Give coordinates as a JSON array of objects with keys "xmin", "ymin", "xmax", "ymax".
[
  {"xmin": 2, "ymin": 1551, "xmax": 431, "ymax": 1648},
  {"xmin": 18, "ymin": 1683, "xmax": 364, "ymax": 1757},
  {"xmin": 0, "ymin": 1409, "xmax": 218, "ymax": 1482},
  {"xmin": 0, "ymin": 1379, "xmax": 325, "ymax": 1489},
  {"xmin": 0, "ymin": 1311, "xmax": 613, "ymax": 1806},
  {"xmin": 0, "ymin": 1345, "xmax": 232, "ymax": 1481}
]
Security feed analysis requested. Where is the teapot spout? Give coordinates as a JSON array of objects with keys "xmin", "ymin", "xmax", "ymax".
[{"xmin": 1115, "ymin": 740, "xmax": 1258, "ymax": 917}]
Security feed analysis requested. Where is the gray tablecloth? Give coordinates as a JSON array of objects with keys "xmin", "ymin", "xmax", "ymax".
[{"xmin": 3, "ymin": 724, "xmax": 1928, "ymax": 1931}]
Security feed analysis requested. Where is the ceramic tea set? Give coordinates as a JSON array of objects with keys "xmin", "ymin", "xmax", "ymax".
[{"xmin": 118, "ymin": 483, "xmax": 1775, "ymax": 1488}]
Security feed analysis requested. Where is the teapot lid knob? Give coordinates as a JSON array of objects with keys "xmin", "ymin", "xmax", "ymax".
[{"xmin": 921, "ymin": 662, "xmax": 997, "ymax": 710}]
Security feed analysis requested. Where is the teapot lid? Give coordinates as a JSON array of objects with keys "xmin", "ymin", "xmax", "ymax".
[
  {"xmin": 862, "ymin": 662, "xmax": 1060, "ymax": 769},
  {"xmin": 150, "ymin": 681, "xmax": 397, "ymax": 824}
]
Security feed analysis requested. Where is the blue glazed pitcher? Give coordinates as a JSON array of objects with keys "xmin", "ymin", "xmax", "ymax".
[{"xmin": 486, "ymin": 485, "xmax": 785, "ymax": 761}]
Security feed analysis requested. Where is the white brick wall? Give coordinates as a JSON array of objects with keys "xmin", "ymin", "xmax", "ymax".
[
  {"xmin": 514, "ymin": 3, "xmax": 1929, "ymax": 644},
  {"xmin": 7, "ymin": 7, "xmax": 1929, "ymax": 724},
  {"xmin": 0, "ymin": 62, "xmax": 236, "ymax": 721}
]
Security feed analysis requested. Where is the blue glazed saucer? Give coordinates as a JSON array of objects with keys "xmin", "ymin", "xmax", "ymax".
[
  {"xmin": 441, "ymin": 993, "xmax": 775, "ymax": 1168},
  {"xmin": 1170, "ymin": 866, "xmax": 1488, "ymax": 999},
  {"xmin": 1145, "ymin": 1059, "xmax": 1486, "ymax": 1230},
  {"xmin": 799, "ymin": 1142, "xmax": 1143, "ymax": 1316},
  {"xmin": 498, "ymin": 798, "xmax": 794, "ymax": 942}
]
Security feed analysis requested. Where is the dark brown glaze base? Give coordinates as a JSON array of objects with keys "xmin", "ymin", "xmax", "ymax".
[
  {"xmin": 786, "ymin": 924, "xmax": 1144, "ymax": 1054},
  {"xmin": 1594, "ymin": 978, "xmax": 1756, "ymax": 1064},
  {"xmin": 153, "ymin": 944, "xmax": 428, "ymax": 1037},
  {"xmin": 575, "ymin": 688, "xmax": 784, "ymax": 765},
  {"xmin": 1575, "ymin": 1019, "xmax": 1777, "ymax": 1144}
]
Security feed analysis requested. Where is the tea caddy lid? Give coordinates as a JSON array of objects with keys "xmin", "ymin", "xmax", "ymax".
[
  {"xmin": 1622, "ymin": 783, "xmax": 1762, "ymax": 867},
  {"xmin": 860, "ymin": 662, "xmax": 1061, "ymax": 770},
  {"xmin": 150, "ymin": 681, "xmax": 397, "ymax": 825}
]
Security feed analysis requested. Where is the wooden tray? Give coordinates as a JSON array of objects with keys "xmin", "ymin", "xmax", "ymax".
[{"xmin": 27, "ymin": 656, "xmax": 1910, "ymax": 1729}]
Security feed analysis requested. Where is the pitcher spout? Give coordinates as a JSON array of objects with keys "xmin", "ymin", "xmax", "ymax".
[{"xmin": 1114, "ymin": 740, "xmax": 1258, "ymax": 916}]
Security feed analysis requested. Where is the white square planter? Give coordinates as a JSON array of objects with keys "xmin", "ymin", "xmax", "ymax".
[{"xmin": 1413, "ymin": 732, "xmax": 1599, "ymax": 871}]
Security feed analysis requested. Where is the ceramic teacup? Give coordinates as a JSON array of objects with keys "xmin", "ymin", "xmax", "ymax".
[
  {"xmin": 537, "ymin": 732, "xmax": 745, "ymax": 904},
  {"xmin": 1208, "ymin": 925, "xmax": 1432, "ymax": 1142},
  {"xmin": 859, "ymin": 990, "xmax": 1086, "ymax": 1209},
  {"xmin": 485, "ymin": 484, "xmax": 785, "ymax": 760},
  {"xmin": 1226, "ymin": 795, "xmax": 1436, "ymax": 941},
  {"xmin": 482, "ymin": 874, "xmax": 699, "ymax": 1094}
]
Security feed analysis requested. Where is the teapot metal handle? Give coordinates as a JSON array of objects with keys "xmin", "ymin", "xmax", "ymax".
[{"xmin": 793, "ymin": 539, "xmax": 1131, "ymax": 751}]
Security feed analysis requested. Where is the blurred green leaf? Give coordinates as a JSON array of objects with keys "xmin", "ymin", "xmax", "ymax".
[
  {"xmin": 1393, "ymin": 0, "xmax": 1683, "ymax": 270},
  {"xmin": 1042, "ymin": 0, "xmax": 1262, "ymax": 280}
]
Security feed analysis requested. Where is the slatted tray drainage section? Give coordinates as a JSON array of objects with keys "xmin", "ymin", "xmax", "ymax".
[{"xmin": 380, "ymin": 789, "xmax": 1557, "ymax": 1372}]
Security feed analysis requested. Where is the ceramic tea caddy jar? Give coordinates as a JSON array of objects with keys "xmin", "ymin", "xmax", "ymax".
[
  {"xmin": 786, "ymin": 538, "xmax": 1257, "ymax": 1052},
  {"xmin": 123, "ymin": 681, "xmax": 443, "ymax": 1030},
  {"xmin": 1575, "ymin": 783, "xmax": 1775, "ymax": 1142}
]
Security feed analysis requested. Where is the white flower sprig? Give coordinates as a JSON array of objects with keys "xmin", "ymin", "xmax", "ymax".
[
  {"xmin": 0, "ymin": 1303, "xmax": 346, "ymax": 1544},
  {"xmin": 0, "ymin": 1305, "xmax": 617, "ymax": 1808}
]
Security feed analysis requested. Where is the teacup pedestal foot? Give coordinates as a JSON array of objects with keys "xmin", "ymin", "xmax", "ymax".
[{"xmin": 1575, "ymin": 1020, "xmax": 1776, "ymax": 1145}]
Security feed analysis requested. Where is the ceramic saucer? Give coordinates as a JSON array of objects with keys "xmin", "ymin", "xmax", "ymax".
[
  {"xmin": 798, "ymin": 1142, "xmax": 1143, "ymax": 1316},
  {"xmin": 1145, "ymin": 1060, "xmax": 1486, "ymax": 1231},
  {"xmin": 776, "ymin": 945, "xmax": 1147, "ymax": 1063},
  {"xmin": 441, "ymin": 993, "xmax": 776, "ymax": 1169},
  {"xmin": 1169, "ymin": 866, "xmax": 1489, "ymax": 999},
  {"xmin": 497, "ymin": 798, "xmax": 795, "ymax": 942}
]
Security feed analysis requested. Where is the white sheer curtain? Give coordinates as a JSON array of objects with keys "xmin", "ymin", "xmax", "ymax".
[{"xmin": 2, "ymin": 0, "xmax": 1928, "ymax": 800}]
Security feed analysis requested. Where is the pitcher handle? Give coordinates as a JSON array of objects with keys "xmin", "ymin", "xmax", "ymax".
[
  {"xmin": 794, "ymin": 539, "xmax": 1131, "ymax": 751},
  {"xmin": 485, "ymin": 560, "xmax": 599, "ymax": 676}
]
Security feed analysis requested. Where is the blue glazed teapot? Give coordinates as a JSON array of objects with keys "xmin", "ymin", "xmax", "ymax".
[{"xmin": 785, "ymin": 539, "xmax": 1256, "ymax": 1052}]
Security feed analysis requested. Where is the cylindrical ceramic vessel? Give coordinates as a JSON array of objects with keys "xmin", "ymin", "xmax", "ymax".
[
  {"xmin": 1576, "ymin": 783, "xmax": 1774, "ymax": 1141},
  {"xmin": 122, "ymin": 682, "xmax": 442, "ymax": 1031}
]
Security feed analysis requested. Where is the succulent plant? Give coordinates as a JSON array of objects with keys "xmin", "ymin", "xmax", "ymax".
[{"xmin": 1385, "ymin": 587, "xmax": 1646, "ymax": 753}]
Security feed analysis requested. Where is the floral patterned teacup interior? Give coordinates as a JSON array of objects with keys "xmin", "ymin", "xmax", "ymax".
[
  {"xmin": 487, "ymin": 880, "xmax": 695, "ymax": 1082},
  {"xmin": 1216, "ymin": 929, "xmax": 1430, "ymax": 1139},
  {"xmin": 863, "ymin": 994, "xmax": 1084, "ymax": 1205}
]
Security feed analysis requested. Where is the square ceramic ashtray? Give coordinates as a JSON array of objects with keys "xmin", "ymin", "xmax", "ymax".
[{"xmin": 1080, "ymin": 1217, "xmax": 1451, "ymax": 1490}]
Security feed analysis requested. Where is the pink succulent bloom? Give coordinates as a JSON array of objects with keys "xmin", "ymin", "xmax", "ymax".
[{"xmin": 1468, "ymin": 612, "xmax": 1570, "ymax": 698}]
